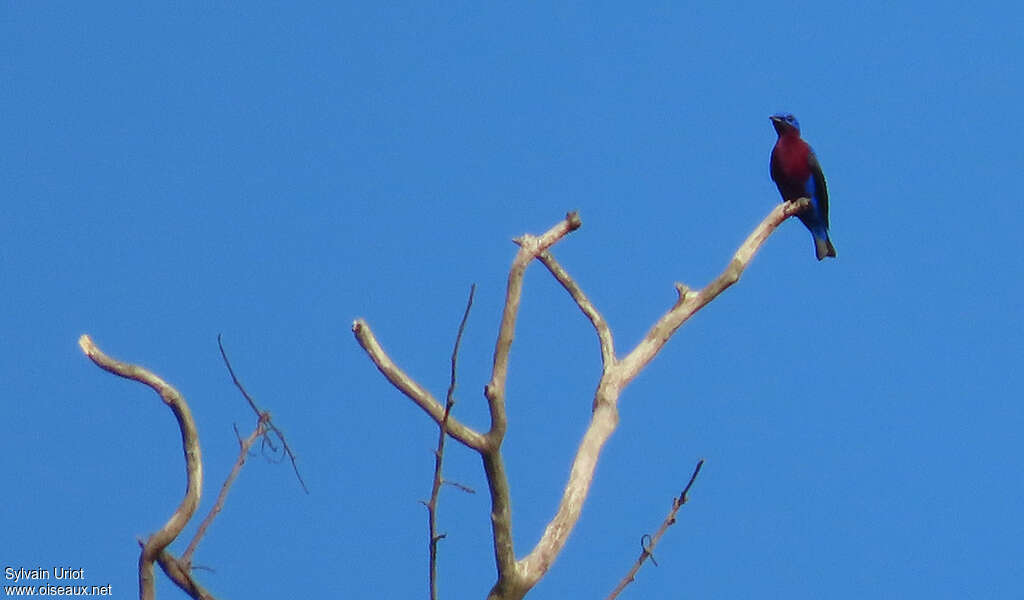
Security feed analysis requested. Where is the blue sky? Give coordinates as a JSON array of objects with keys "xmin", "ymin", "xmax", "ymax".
[{"xmin": 3, "ymin": 2, "xmax": 1022, "ymax": 598}]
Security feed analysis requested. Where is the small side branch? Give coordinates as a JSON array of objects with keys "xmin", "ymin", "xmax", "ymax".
[
  {"xmin": 426, "ymin": 284, "xmax": 476, "ymax": 600},
  {"xmin": 78, "ymin": 335, "xmax": 202, "ymax": 600},
  {"xmin": 181, "ymin": 420, "xmax": 267, "ymax": 566},
  {"xmin": 217, "ymin": 335, "xmax": 309, "ymax": 494},
  {"xmin": 352, "ymin": 320, "xmax": 488, "ymax": 451},
  {"xmin": 537, "ymin": 250, "xmax": 615, "ymax": 369},
  {"xmin": 604, "ymin": 459, "xmax": 705, "ymax": 600}
]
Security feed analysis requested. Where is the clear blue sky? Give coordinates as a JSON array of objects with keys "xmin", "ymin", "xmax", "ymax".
[{"xmin": 4, "ymin": 2, "xmax": 1022, "ymax": 598}]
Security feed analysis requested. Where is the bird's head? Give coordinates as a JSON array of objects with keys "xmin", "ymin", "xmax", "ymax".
[{"xmin": 770, "ymin": 112, "xmax": 800, "ymax": 135}]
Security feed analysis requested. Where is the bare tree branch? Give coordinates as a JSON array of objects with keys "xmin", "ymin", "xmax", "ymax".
[
  {"xmin": 426, "ymin": 284, "xmax": 476, "ymax": 600},
  {"xmin": 217, "ymin": 334, "xmax": 309, "ymax": 494},
  {"xmin": 615, "ymin": 199, "xmax": 809, "ymax": 387},
  {"xmin": 352, "ymin": 320, "xmax": 488, "ymax": 451},
  {"xmin": 155, "ymin": 550, "xmax": 216, "ymax": 600},
  {"xmin": 182, "ymin": 419, "xmax": 267, "ymax": 566},
  {"xmin": 478, "ymin": 212, "xmax": 582, "ymax": 598},
  {"xmin": 356, "ymin": 201, "xmax": 806, "ymax": 600},
  {"xmin": 78, "ymin": 335, "xmax": 203, "ymax": 600},
  {"xmin": 537, "ymin": 250, "xmax": 615, "ymax": 369},
  {"xmin": 484, "ymin": 212, "xmax": 583, "ymax": 436},
  {"xmin": 605, "ymin": 459, "xmax": 705, "ymax": 600},
  {"xmin": 513, "ymin": 201, "xmax": 807, "ymax": 597}
]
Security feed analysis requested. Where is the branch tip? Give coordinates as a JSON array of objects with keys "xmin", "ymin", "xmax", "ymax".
[
  {"xmin": 566, "ymin": 211, "xmax": 582, "ymax": 230},
  {"xmin": 679, "ymin": 458, "xmax": 705, "ymax": 504}
]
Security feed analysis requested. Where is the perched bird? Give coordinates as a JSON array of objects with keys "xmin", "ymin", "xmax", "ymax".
[{"xmin": 769, "ymin": 113, "xmax": 836, "ymax": 260}]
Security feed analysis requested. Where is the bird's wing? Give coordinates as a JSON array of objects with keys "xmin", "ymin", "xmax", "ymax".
[{"xmin": 807, "ymin": 150, "xmax": 829, "ymax": 225}]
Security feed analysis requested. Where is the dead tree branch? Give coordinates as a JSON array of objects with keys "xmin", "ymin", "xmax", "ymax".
[
  {"xmin": 476, "ymin": 212, "xmax": 582, "ymax": 598},
  {"xmin": 355, "ymin": 201, "xmax": 805, "ymax": 600},
  {"xmin": 155, "ymin": 550, "xmax": 216, "ymax": 600},
  {"xmin": 182, "ymin": 419, "xmax": 267, "ymax": 566},
  {"xmin": 604, "ymin": 459, "xmax": 705, "ymax": 600},
  {"xmin": 537, "ymin": 250, "xmax": 615, "ymax": 369},
  {"xmin": 426, "ymin": 284, "xmax": 477, "ymax": 600},
  {"xmin": 78, "ymin": 335, "xmax": 203, "ymax": 600},
  {"xmin": 615, "ymin": 198, "xmax": 810, "ymax": 386},
  {"xmin": 217, "ymin": 334, "xmax": 309, "ymax": 494},
  {"xmin": 80, "ymin": 333, "xmax": 309, "ymax": 600},
  {"xmin": 515, "ymin": 202, "xmax": 805, "ymax": 596},
  {"xmin": 353, "ymin": 321, "xmax": 488, "ymax": 451}
]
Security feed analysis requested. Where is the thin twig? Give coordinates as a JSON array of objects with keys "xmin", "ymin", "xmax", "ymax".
[
  {"xmin": 181, "ymin": 418, "xmax": 268, "ymax": 565},
  {"xmin": 427, "ymin": 284, "xmax": 476, "ymax": 600},
  {"xmin": 605, "ymin": 459, "xmax": 705, "ymax": 600},
  {"xmin": 217, "ymin": 334, "xmax": 309, "ymax": 494},
  {"xmin": 444, "ymin": 480, "xmax": 476, "ymax": 494}
]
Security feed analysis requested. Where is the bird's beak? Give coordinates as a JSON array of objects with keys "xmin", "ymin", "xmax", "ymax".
[{"xmin": 769, "ymin": 115, "xmax": 782, "ymax": 124}]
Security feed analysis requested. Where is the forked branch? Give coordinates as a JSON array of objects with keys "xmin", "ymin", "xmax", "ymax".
[
  {"xmin": 217, "ymin": 334, "xmax": 309, "ymax": 494},
  {"xmin": 514, "ymin": 201, "xmax": 804, "ymax": 596},
  {"xmin": 355, "ymin": 201, "xmax": 806, "ymax": 600}
]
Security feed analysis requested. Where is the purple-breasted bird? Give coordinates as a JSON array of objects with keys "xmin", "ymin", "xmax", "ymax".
[{"xmin": 769, "ymin": 113, "xmax": 836, "ymax": 260}]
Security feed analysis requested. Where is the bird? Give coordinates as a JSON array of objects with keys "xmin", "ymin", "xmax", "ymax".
[{"xmin": 769, "ymin": 112, "xmax": 836, "ymax": 260}]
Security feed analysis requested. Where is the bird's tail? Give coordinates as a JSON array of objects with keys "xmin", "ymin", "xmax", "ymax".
[{"xmin": 814, "ymin": 236, "xmax": 837, "ymax": 261}]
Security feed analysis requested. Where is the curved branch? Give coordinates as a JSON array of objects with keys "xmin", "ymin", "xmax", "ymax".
[
  {"xmin": 78, "ymin": 335, "xmax": 202, "ymax": 600},
  {"xmin": 352, "ymin": 320, "xmax": 487, "ymax": 451},
  {"xmin": 537, "ymin": 250, "xmax": 615, "ymax": 369}
]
